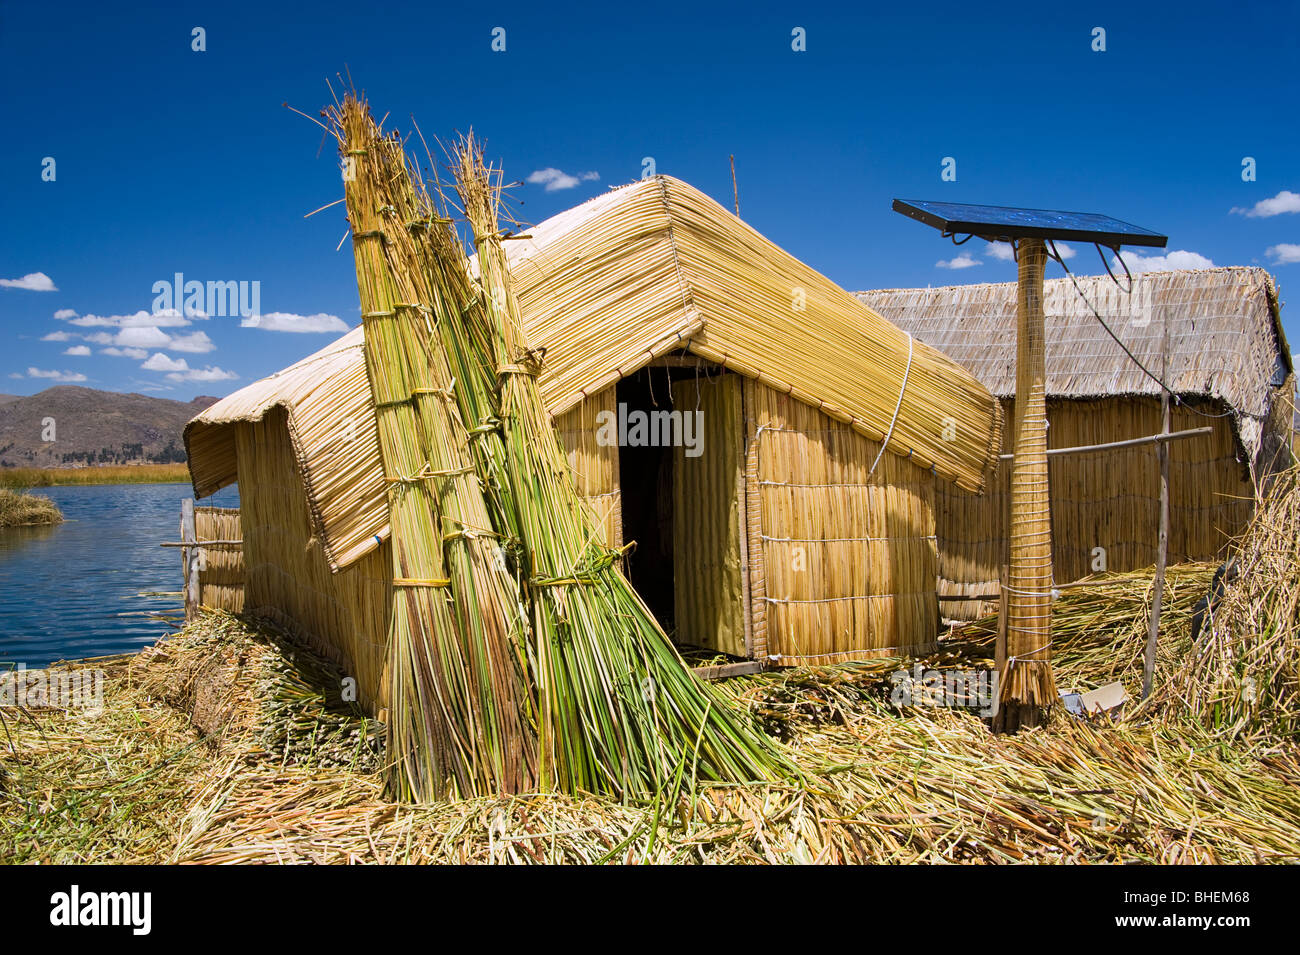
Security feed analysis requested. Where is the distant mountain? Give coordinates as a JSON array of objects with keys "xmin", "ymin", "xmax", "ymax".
[{"xmin": 0, "ymin": 387, "xmax": 218, "ymax": 468}]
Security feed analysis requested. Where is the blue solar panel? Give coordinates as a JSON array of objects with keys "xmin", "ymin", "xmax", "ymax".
[{"xmin": 893, "ymin": 198, "xmax": 1167, "ymax": 248}]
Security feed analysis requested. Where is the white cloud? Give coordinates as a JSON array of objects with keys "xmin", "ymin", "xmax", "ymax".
[
  {"xmin": 8, "ymin": 373, "xmax": 23, "ymax": 379},
  {"xmin": 166, "ymin": 331, "xmax": 216, "ymax": 353},
  {"xmin": 53, "ymin": 308, "xmax": 78, "ymax": 320},
  {"xmin": 63, "ymin": 345, "xmax": 91, "ymax": 356},
  {"xmin": 241, "ymin": 312, "xmax": 348, "ymax": 333},
  {"xmin": 68, "ymin": 309, "xmax": 193, "ymax": 329},
  {"xmin": 1115, "ymin": 249, "xmax": 1215, "ymax": 274},
  {"xmin": 1231, "ymin": 190, "xmax": 1300, "ymax": 218},
  {"xmin": 1266, "ymin": 243, "xmax": 1300, "ymax": 265},
  {"xmin": 0, "ymin": 272, "xmax": 57, "ymax": 291},
  {"xmin": 114, "ymin": 326, "xmax": 175, "ymax": 349},
  {"xmin": 41, "ymin": 331, "xmax": 73, "ymax": 342},
  {"xmin": 165, "ymin": 365, "xmax": 238, "ymax": 383},
  {"xmin": 526, "ymin": 167, "xmax": 599, "ymax": 192},
  {"xmin": 26, "ymin": 367, "xmax": 87, "ymax": 382},
  {"xmin": 985, "ymin": 241, "xmax": 1075, "ymax": 262},
  {"xmin": 101, "ymin": 346, "xmax": 149, "ymax": 359},
  {"xmin": 141, "ymin": 352, "xmax": 190, "ymax": 372},
  {"xmin": 936, "ymin": 254, "xmax": 981, "ymax": 269}
]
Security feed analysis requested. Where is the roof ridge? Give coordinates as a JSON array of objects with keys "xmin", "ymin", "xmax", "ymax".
[{"xmin": 655, "ymin": 177, "xmax": 703, "ymax": 332}]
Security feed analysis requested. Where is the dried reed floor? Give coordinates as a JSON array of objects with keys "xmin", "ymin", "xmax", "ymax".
[{"xmin": 3, "ymin": 589, "xmax": 1298, "ymax": 864}]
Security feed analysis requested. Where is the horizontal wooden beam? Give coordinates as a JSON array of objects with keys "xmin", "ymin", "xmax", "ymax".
[
  {"xmin": 160, "ymin": 539, "xmax": 243, "ymax": 548},
  {"xmin": 998, "ymin": 426, "xmax": 1213, "ymax": 461},
  {"xmin": 692, "ymin": 660, "xmax": 767, "ymax": 680}
]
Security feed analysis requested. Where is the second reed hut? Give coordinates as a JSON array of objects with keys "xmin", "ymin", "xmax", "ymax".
[
  {"xmin": 185, "ymin": 176, "xmax": 1002, "ymax": 710},
  {"xmin": 858, "ymin": 267, "xmax": 1294, "ymax": 619}
]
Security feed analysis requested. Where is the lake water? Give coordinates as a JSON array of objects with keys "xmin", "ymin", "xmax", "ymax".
[{"xmin": 0, "ymin": 483, "xmax": 239, "ymax": 668}]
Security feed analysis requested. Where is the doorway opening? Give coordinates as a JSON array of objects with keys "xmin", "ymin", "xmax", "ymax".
[{"xmin": 614, "ymin": 357, "xmax": 747, "ymax": 657}]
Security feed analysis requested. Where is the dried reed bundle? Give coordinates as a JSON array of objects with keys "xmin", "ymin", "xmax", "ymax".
[
  {"xmin": 333, "ymin": 97, "xmax": 535, "ymax": 801},
  {"xmin": 1148, "ymin": 466, "xmax": 1300, "ymax": 744},
  {"xmin": 449, "ymin": 136, "xmax": 793, "ymax": 797}
]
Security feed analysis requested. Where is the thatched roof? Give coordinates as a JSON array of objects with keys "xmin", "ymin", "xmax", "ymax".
[
  {"xmin": 857, "ymin": 267, "xmax": 1291, "ymax": 461},
  {"xmin": 185, "ymin": 327, "xmax": 383, "ymax": 567},
  {"xmin": 188, "ymin": 175, "xmax": 1002, "ymax": 570}
]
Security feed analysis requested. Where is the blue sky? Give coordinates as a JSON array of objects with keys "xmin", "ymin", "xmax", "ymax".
[{"xmin": 1, "ymin": 0, "xmax": 1297, "ymax": 399}]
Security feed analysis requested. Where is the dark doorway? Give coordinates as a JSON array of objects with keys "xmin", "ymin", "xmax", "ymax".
[{"xmin": 616, "ymin": 365, "xmax": 678, "ymax": 634}]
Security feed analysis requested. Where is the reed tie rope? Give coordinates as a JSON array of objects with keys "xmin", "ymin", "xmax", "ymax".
[{"xmin": 867, "ymin": 331, "xmax": 915, "ymax": 478}]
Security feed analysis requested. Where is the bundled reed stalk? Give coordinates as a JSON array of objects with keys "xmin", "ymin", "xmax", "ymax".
[
  {"xmin": 1147, "ymin": 466, "xmax": 1300, "ymax": 744},
  {"xmin": 448, "ymin": 136, "xmax": 792, "ymax": 797},
  {"xmin": 1001, "ymin": 240, "xmax": 1056, "ymax": 726},
  {"xmin": 334, "ymin": 98, "xmax": 535, "ymax": 801}
]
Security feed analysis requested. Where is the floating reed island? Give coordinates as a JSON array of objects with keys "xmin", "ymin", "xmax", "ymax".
[
  {"xmin": 161, "ymin": 87, "xmax": 1298, "ymax": 830},
  {"xmin": 0, "ymin": 487, "xmax": 63, "ymax": 527},
  {"xmin": 4, "ymin": 469, "xmax": 1299, "ymax": 862}
]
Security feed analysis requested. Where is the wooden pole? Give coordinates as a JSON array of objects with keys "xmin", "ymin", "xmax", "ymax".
[
  {"xmin": 1000, "ymin": 239, "xmax": 1055, "ymax": 729},
  {"xmin": 1143, "ymin": 310, "xmax": 1172, "ymax": 699},
  {"xmin": 993, "ymin": 562, "xmax": 1009, "ymax": 727},
  {"xmin": 180, "ymin": 498, "xmax": 198, "ymax": 622},
  {"xmin": 730, "ymin": 155, "xmax": 740, "ymax": 217},
  {"xmin": 996, "ymin": 426, "xmax": 1212, "ymax": 460}
]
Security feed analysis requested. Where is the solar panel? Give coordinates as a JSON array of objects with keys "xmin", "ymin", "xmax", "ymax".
[{"xmin": 892, "ymin": 198, "xmax": 1167, "ymax": 248}]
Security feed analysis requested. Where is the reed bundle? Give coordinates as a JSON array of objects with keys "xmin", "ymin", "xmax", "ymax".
[
  {"xmin": 1147, "ymin": 466, "xmax": 1300, "ymax": 744},
  {"xmin": 333, "ymin": 98, "xmax": 535, "ymax": 801},
  {"xmin": 449, "ymin": 135, "xmax": 793, "ymax": 797},
  {"xmin": 1002, "ymin": 241, "xmax": 1056, "ymax": 724}
]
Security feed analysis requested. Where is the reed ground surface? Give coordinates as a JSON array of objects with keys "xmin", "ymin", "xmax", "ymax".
[{"xmin": 3, "ymin": 557, "xmax": 1297, "ymax": 864}]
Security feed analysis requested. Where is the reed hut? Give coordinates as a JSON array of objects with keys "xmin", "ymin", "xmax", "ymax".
[
  {"xmin": 857, "ymin": 267, "xmax": 1294, "ymax": 620},
  {"xmin": 185, "ymin": 175, "xmax": 1001, "ymax": 711}
]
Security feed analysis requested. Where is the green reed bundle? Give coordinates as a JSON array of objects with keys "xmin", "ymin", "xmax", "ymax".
[
  {"xmin": 334, "ymin": 97, "xmax": 535, "ymax": 801},
  {"xmin": 447, "ymin": 136, "xmax": 792, "ymax": 797}
]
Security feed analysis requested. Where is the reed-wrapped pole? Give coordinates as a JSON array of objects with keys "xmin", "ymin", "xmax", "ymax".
[
  {"xmin": 335, "ymin": 97, "xmax": 536, "ymax": 800},
  {"xmin": 999, "ymin": 238, "xmax": 1056, "ymax": 728}
]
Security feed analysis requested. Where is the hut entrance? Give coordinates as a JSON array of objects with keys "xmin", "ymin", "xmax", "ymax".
[{"xmin": 614, "ymin": 362, "xmax": 747, "ymax": 657}]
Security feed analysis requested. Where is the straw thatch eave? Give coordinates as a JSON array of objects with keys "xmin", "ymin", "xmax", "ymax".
[{"xmin": 184, "ymin": 327, "xmax": 386, "ymax": 569}]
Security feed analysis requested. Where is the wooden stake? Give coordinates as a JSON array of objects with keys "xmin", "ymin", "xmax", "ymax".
[
  {"xmin": 1143, "ymin": 309, "xmax": 1172, "ymax": 699},
  {"xmin": 1000, "ymin": 239, "xmax": 1055, "ymax": 729},
  {"xmin": 993, "ymin": 562, "xmax": 1009, "ymax": 729},
  {"xmin": 730, "ymin": 155, "xmax": 740, "ymax": 217},
  {"xmin": 181, "ymin": 498, "xmax": 198, "ymax": 621}
]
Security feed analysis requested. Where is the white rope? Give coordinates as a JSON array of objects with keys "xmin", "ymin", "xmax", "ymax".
[{"xmin": 867, "ymin": 331, "xmax": 914, "ymax": 478}]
